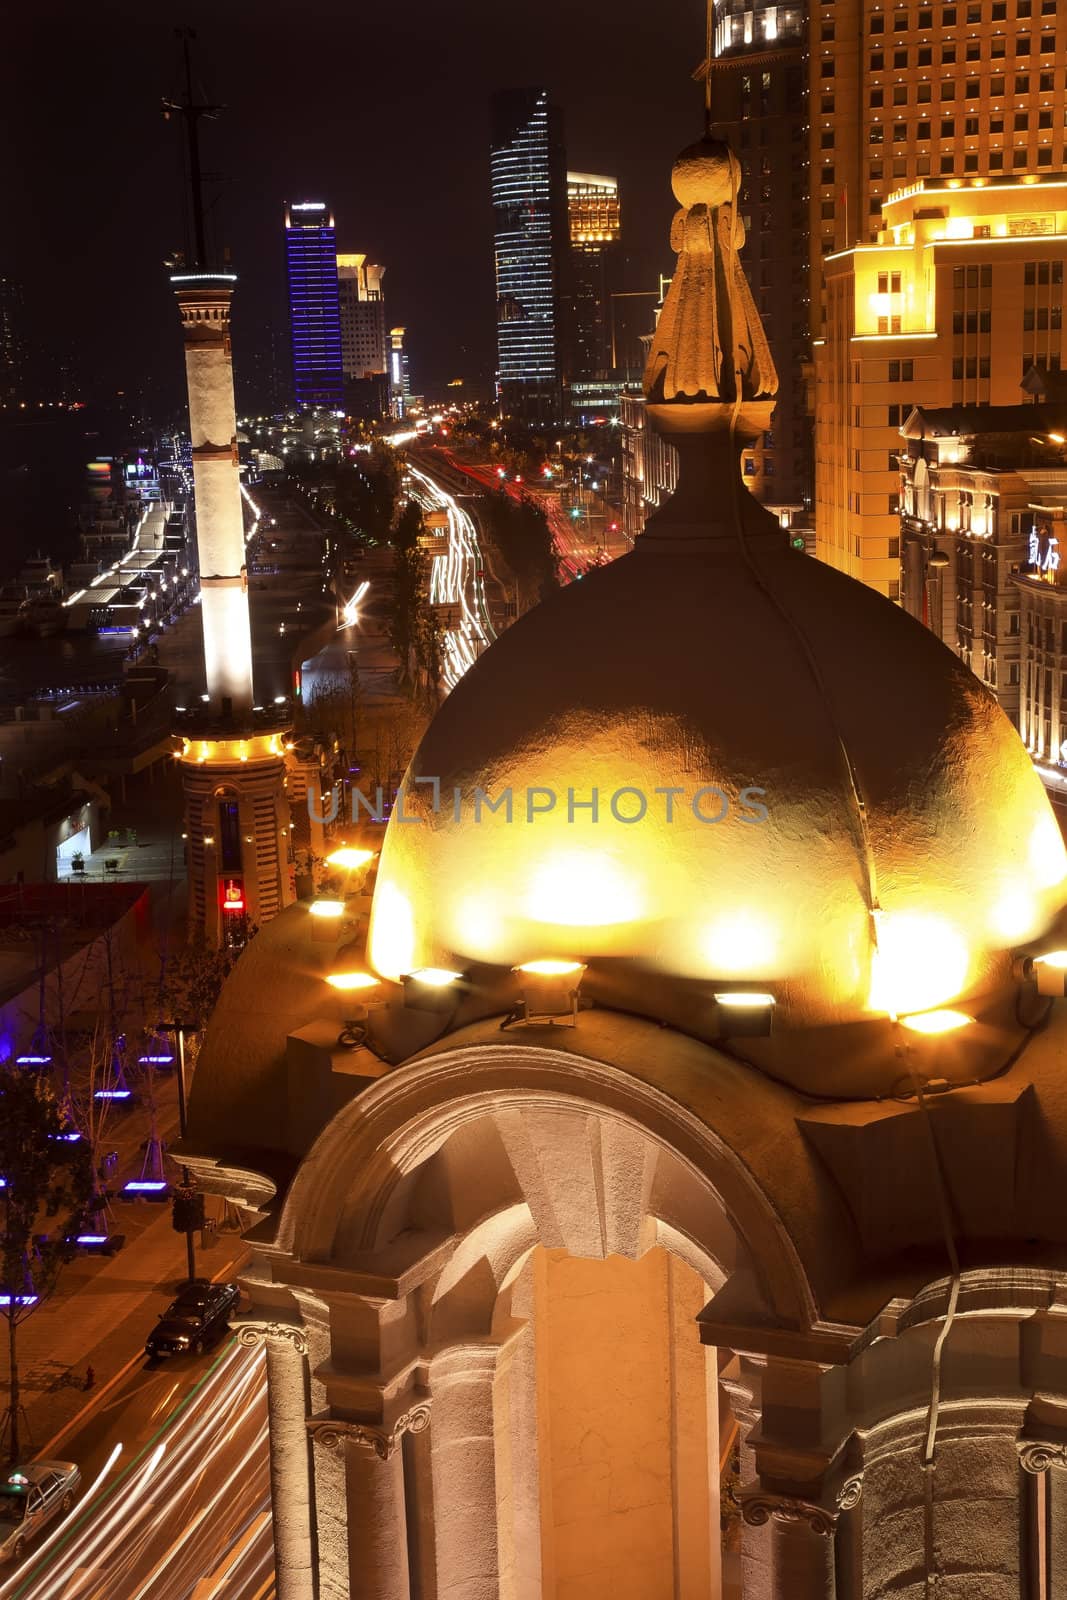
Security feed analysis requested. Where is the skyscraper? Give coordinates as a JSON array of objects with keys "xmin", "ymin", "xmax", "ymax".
[
  {"xmin": 337, "ymin": 255, "xmax": 387, "ymax": 380},
  {"xmin": 0, "ymin": 277, "xmax": 24, "ymax": 407},
  {"xmin": 490, "ymin": 88, "xmax": 570, "ymax": 422},
  {"xmin": 567, "ymin": 172, "xmax": 621, "ymax": 379},
  {"xmin": 389, "ymin": 326, "xmax": 411, "ymax": 418},
  {"xmin": 338, "ymin": 254, "xmax": 389, "ymax": 419},
  {"xmin": 284, "ymin": 201, "xmax": 344, "ymax": 411}
]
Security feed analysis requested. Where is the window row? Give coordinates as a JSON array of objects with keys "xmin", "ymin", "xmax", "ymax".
[
  {"xmin": 867, "ymin": 0, "xmax": 1053, "ymax": 29},
  {"xmin": 952, "ymin": 310, "xmax": 993, "ymax": 332},
  {"xmin": 870, "ymin": 49, "xmax": 1058, "ymax": 70},
  {"xmin": 952, "ymin": 356, "xmax": 993, "ymax": 376},
  {"xmin": 868, "ymin": 65, "xmax": 1057, "ymax": 103},
  {"xmin": 1023, "ymin": 306, "xmax": 1064, "ymax": 330}
]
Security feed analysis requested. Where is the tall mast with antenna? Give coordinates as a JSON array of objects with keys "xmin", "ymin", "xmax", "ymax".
[{"xmin": 164, "ymin": 31, "xmax": 295, "ymax": 946}]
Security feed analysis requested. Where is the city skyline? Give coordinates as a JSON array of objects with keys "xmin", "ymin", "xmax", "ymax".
[{"xmin": 7, "ymin": 2, "xmax": 698, "ymax": 409}]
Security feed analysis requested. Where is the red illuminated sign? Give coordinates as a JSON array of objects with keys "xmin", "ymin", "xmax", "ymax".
[{"xmin": 222, "ymin": 878, "xmax": 245, "ymax": 913}]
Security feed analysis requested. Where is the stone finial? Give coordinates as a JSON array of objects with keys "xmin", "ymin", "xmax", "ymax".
[{"xmin": 643, "ymin": 137, "xmax": 778, "ymax": 412}]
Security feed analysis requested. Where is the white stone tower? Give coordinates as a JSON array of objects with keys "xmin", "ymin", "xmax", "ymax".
[
  {"xmin": 166, "ymin": 50, "xmax": 295, "ymax": 947},
  {"xmin": 170, "ymin": 270, "xmax": 295, "ymax": 947}
]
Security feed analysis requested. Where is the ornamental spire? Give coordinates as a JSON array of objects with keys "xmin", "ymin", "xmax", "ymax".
[{"xmin": 643, "ymin": 139, "xmax": 777, "ymax": 409}]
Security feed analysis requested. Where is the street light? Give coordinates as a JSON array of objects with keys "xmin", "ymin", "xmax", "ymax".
[{"xmin": 159, "ymin": 1021, "xmax": 200, "ymax": 1284}]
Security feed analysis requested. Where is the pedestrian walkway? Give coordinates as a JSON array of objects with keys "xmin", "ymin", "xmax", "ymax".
[{"xmin": 56, "ymin": 821, "xmax": 185, "ymax": 885}]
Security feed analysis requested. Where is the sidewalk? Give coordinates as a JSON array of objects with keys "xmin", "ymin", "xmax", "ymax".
[{"xmin": 5, "ymin": 1189, "xmax": 245, "ymax": 1458}]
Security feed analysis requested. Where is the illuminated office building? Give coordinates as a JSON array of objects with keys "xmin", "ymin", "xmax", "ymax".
[
  {"xmin": 815, "ymin": 173, "xmax": 1067, "ymax": 595},
  {"xmin": 338, "ymin": 255, "xmax": 389, "ymax": 419},
  {"xmin": 389, "ymin": 327, "xmax": 411, "ymax": 418},
  {"xmin": 709, "ymin": 0, "xmax": 810, "ymax": 517},
  {"xmin": 490, "ymin": 88, "xmax": 570, "ymax": 422},
  {"xmin": 0, "ymin": 277, "xmax": 23, "ymax": 406},
  {"xmin": 898, "ymin": 404, "xmax": 1067, "ymax": 725},
  {"xmin": 284, "ymin": 201, "xmax": 344, "ymax": 410},
  {"xmin": 337, "ymin": 255, "xmax": 387, "ymax": 380},
  {"xmin": 713, "ymin": 0, "xmax": 1067, "ymax": 523},
  {"xmin": 567, "ymin": 171, "xmax": 621, "ymax": 380}
]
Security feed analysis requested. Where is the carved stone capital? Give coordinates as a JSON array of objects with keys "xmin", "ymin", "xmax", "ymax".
[
  {"xmin": 1019, "ymin": 1440, "xmax": 1067, "ymax": 1475},
  {"xmin": 739, "ymin": 1488, "xmax": 838, "ymax": 1537},
  {"xmin": 835, "ymin": 1473, "xmax": 864, "ymax": 1512},
  {"xmin": 307, "ymin": 1402, "xmax": 431, "ymax": 1462},
  {"xmin": 233, "ymin": 1317, "xmax": 309, "ymax": 1356}
]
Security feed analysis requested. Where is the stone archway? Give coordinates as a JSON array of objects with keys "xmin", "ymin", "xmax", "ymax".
[{"xmin": 247, "ymin": 1040, "xmax": 813, "ymax": 1600}]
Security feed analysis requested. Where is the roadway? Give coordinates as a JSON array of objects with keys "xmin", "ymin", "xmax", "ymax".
[
  {"xmin": 404, "ymin": 462, "xmax": 498, "ymax": 691},
  {"xmin": 418, "ymin": 444, "xmax": 630, "ymax": 582},
  {"xmin": 0, "ymin": 1326, "xmax": 272, "ymax": 1600}
]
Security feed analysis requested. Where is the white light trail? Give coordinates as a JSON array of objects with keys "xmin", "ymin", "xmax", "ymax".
[
  {"xmin": 405, "ymin": 464, "xmax": 496, "ymax": 692},
  {"xmin": 17, "ymin": 1346, "xmax": 269, "ymax": 1600},
  {"xmin": 240, "ymin": 483, "xmax": 262, "ymax": 546},
  {"xmin": 339, "ymin": 580, "xmax": 370, "ymax": 629},
  {"xmin": 0, "ymin": 1445, "xmax": 124, "ymax": 1599}
]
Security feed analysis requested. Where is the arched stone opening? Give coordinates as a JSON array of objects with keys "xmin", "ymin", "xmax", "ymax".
[{"xmin": 253, "ymin": 1041, "xmax": 809, "ymax": 1600}]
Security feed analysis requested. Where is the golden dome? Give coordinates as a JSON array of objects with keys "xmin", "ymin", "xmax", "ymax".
[{"xmin": 367, "ymin": 529, "xmax": 1067, "ymax": 1096}]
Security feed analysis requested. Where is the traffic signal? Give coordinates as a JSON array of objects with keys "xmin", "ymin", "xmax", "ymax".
[{"xmin": 172, "ymin": 1183, "xmax": 205, "ymax": 1234}]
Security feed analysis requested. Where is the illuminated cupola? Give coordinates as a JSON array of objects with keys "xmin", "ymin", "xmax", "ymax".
[{"xmin": 358, "ymin": 133, "xmax": 1067, "ymax": 1097}]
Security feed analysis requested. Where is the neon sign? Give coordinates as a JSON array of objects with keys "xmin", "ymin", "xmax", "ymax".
[
  {"xmin": 222, "ymin": 879, "xmax": 246, "ymax": 913},
  {"xmin": 1029, "ymin": 527, "xmax": 1060, "ymax": 575}
]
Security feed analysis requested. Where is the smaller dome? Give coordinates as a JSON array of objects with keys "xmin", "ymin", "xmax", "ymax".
[{"xmin": 671, "ymin": 138, "xmax": 741, "ymax": 210}]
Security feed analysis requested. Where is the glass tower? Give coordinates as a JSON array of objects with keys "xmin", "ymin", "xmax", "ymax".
[
  {"xmin": 490, "ymin": 89, "xmax": 569, "ymax": 422},
  {"xmin": 284, "ymin": 201, "xmax": 344, "ymax": 410}
]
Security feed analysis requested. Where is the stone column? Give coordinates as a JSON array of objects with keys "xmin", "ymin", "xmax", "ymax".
[
  {"xmin": 739, "ymin": 1484, "xmax": 853, "ymax": 1600},
  {"xmin": 235, "ymin": 1319, "xmax": 316, "ymax": 1600},
  {"xmin": 307, "ymin": 1405, "xmax": 429, "ymax": 1600},
  {"xmin": 429, "ymin": 1344, "xmax": 505, "ymax": 1600},
  {"xmin": 1020, "ymin": 1439, "xmax": 1067, "ymax": 1593}
]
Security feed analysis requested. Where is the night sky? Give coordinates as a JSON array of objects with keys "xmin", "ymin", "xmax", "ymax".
[{"xmin": 8, "ymin": 1, "xmax": 704, "ymax": 410}]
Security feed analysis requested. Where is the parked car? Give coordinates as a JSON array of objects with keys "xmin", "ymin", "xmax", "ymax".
[
  {"xmin": 0, "ymin": 1462, "xmax": 81, "ymax": 1564},
  {"xmin": 144, "ymin": 1279, "xmax": 241, "ymax": 1359}
]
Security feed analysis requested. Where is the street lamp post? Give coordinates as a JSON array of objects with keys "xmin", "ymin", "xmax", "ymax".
[{"xmin": 162, "ymin": 1021, "xmax": 200, "ymax": 1284}]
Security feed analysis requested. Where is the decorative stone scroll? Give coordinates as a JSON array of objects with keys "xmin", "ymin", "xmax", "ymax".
[
  {"xmin": 836, "ymin": 1474, "xmax": 865, "ymax": 1512},
  {"xmin": 233, "ymin": 1318, "xmax": 310, "ymax": 1356},
  {"xmin": 1019, "ymin": 1440, "xmax": 1067, "ymax": 1475},
  {"xmin": 739, "ymin": 1490, "xmax": 838, "ymax": 1538},
  {"xmin": 307, "ymin": 1402, "xmax": 432, "ymax": 1462}
]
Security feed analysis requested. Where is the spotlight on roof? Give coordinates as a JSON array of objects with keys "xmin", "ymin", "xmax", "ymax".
[
  {"xmin": 898, "ymin": 1008, "xmax": 973, "ymax": 1036},
  {"xmin": 512, "ymin": 959, "xmax": 587, "ymax": 1026},
  {"xmin": 403, "ymin": 967, "xmax": 466, "ymax": 1013},
  {"xmin": 1033, "ymin": 949, "xmax": 1067, "ymax": 997},
  {"xmin": 309, "ymin": 900, "xmax": 345, "ymax": 919},
  {"xmin": 713, "ymin": 991, "xmax": 776, "ymax": 1038},
  {"xmin": 325, "ymin": 971, "xmax": 379, "ymax": 991}
]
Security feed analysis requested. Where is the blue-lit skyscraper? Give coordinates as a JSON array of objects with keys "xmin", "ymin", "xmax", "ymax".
[
  {"xmin": 284, "ymin": 201, "xmax": 344, "ymax": 410},
  {"xmin": 490, "ymin": 89, "xmax": 569, "ymax": 423}
]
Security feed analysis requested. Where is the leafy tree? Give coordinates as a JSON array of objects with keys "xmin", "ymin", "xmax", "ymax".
[
  {"xmin": 154, "ymin": 937, "xmax": 237, "ymax": 1037},
  {"xmin": 388, "ymin": 500, "xmax": 430, "ymax": 687},
  {"xmin": 478, "ymin": 490, "xmax": 560, "ymax": 608},
  {"xmin": 0, "ymin": 1069, "xmax": 93, "ymax": 1463}
]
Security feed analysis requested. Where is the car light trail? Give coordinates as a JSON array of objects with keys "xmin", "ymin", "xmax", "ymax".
[
  {"xmin": 339, "ymin": 579, "xmax": 370, "ymax": 629},
  {"xmin": 11, "ymin": 1344, "xmax": 271, "ymax": 1600},
  {"xmin": 406, "ymin": 463, "xmax": 497, "ymax": 691},
  {"xmin": 0, "ymin": 1445, "xmax": 124, "ymax": 1599}
]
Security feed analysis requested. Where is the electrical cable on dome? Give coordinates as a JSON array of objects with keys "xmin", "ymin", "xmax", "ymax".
[{"xmin": 721, "ymin": 149, "xmax": 883, "ymax": 955}]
